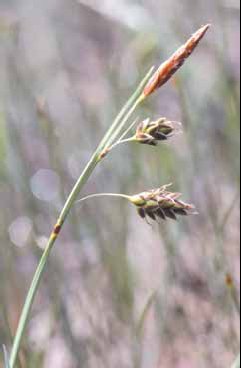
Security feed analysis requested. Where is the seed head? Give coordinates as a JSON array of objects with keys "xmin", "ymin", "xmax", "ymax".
[
  {"xmin": 135, "ymin": 118, "xmax": 181, "ymax": 145},
  {"xmin": 143, "ymin": 24, "xmax": 211, "ymax": 97},
  {"xmin": 129, "ymin": 185, "xmax": 196, "ymax": 222}
]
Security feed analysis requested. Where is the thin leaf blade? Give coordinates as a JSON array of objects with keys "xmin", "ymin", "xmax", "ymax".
[{"xmin": 136, "ymin": 291, "xmax": 157, "ymax": 337}]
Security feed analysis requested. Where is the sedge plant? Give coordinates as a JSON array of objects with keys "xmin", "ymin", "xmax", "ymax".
[{"xmin": 7, "ymin": 24, "xmax": 210, "ymax": 368}]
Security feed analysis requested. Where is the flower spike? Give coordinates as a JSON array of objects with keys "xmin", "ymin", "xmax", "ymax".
[
  {"xmin": 143, "ymin": 24, "xmax": 211, "ymax": 97},
  {"xmin": 135, "ymin": 118, "xmax": 181, "ymax": 145},
  {"xmin": 129, "ymin": 185, "xmax": 197, "ymax": 222}
]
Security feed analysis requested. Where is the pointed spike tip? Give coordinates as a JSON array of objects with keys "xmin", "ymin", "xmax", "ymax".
[
  {"xmin": 143, "ymin": 24, "xmax": 211, "ymax": 97},
  {"xmin": 193, "ymin": 24, "xmax": 211, "ymax": 41}
]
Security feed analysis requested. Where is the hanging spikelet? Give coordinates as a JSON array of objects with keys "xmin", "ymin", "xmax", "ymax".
[
  {"xmin": 135, "ymin": 118, "xmax": 181, "ymax": 145},
  {"xmin": 129, "ymin": 185, "xmax": 197, "ymax": 222}
]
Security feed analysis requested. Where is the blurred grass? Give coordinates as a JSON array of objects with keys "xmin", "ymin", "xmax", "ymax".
[
  {"xmin": 0, "ymin": 111, "xmax": 6, "ymax": 178},
  {"xmin": 3, "ymin": 346, "xmax": 10, "ymax": 368}
]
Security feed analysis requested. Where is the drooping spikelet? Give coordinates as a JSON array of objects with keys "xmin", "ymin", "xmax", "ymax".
[
  {"xmin": 143, "ymin": 24, "xmax": 210, "ymax": 97},
  {"xmin": 129, "ymin": 185, "xmax": 196, "ymax": 222},
  {"xmin": 135, "ymin": 118, "xmax": 181, "ymax": 146}
]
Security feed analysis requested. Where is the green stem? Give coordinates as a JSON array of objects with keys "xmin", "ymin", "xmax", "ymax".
[
  {"xmin": 103, "ymin": 94, "xmax": 144, "ymax": 150},
  {"xmin": 8, "ymin": 153, "xmax": 98, "ymax": 368},
  {"xmin": 77, "ymin": 193, "xmax": 131, "ymax": 203},
  {"xmin": 98, "ymin": 67, "xmax": 154, "ymax": 152},
  {"xmin": 117, "ymin": 117, "xmax": 139, "ymax": 142},
  {"xmin": 107, "ymin": 137, "xmax": 136, "ymax": 152},
  {"xmin": 9, "ymin": 67, "xmax": 155, "ymax": 368}
]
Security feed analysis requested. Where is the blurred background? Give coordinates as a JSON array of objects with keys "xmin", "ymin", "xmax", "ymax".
[{"xmin": 0, "ymin": 0, "xmax": 240, "ymax": 367}]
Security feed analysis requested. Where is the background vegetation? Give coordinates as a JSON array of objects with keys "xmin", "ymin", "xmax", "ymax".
[{"xmin": 0, "ymin": 0, "xmax": 240, "ymax": 367}]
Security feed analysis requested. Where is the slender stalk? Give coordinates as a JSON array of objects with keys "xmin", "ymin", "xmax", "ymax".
[
  {"xmin": 98, "ymin": 67, "xmax": 154, "ymax": 153},
  {"xmin": 9, "ymin": 155, "xmax": 98, "ymax": 368},
  {"xmin": 136, "ymin": 291, "xmax": 157, "ymax": 337},
  {"xmin": 117, "ymin": 118, "xmax": 139, "ymax": 142},
  {"xmin": 107, "ymin": 137, "xmax": 136, "ymax": 152},
  {"xmin": 77, "ymin": 193, "xmax": 131, "ymax": 203},
  {"xmin": 102, "ymin": 94, "xmax": 144, "ymax": 150},
  {"xmin": 9, "ymin": 67, "xmax": 154, "ymax": 368},
  {"xmin": 99, "ymin": 118, "xmax": 139, "ymax": 156}
]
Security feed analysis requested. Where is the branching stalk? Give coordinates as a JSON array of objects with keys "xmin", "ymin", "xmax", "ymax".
[
  {"xmin": 117, "ymin": 118, "xmax": 139, "ymax": 142},
  {"xmin": 107, "ymin": 137, "xmax": 137, "ymax": 152},
  {"xmin": 97, "ymin": 67, "xmax": 154, "ymax": 154},
  {"xmin": 9, "ymin": 67, "xmax": 154, "ymax": 368},
  {"xmin": 103, "ymin": 94, "xmax": 145, "ymax": 149},
  {"xmin": 9, "ymin": 25, "xmax": 211, "ymax": 367}
]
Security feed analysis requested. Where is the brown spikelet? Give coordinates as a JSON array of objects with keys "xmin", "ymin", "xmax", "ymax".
[
  {"xmin": 130, "ymin": 185, "xmax": 197, "ymax": 222},
  {"xmin": 143, "ymin": 24, "xmax": 211, "ymax": 97},
  {"xmin": 135, "ymin": 118, "xmax": 181, "ymax": 146}
]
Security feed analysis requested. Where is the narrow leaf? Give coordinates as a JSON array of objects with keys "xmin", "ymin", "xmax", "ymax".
[{"xmin": 136, "ymin": 291, "xmax": 157, "ymax": 337}]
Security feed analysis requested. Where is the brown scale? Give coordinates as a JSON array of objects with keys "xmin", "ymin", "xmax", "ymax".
[{"xmin": 143, "ymin": 24, "xmax": 210, "ymax": 97}]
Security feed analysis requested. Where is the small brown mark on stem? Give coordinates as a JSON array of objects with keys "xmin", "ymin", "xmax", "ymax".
[
  {"xmin": 51, "ymin": 222, "xmax": 62, "ymax": 240},
  {"xmin": 99, "ymin": 147, "xmax": 111, "ymax": 160}
]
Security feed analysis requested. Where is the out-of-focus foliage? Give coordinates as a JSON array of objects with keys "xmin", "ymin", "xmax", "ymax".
[{"xmin": 0, "ymin": 0, "xmax": 240, "ymax": 367}]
